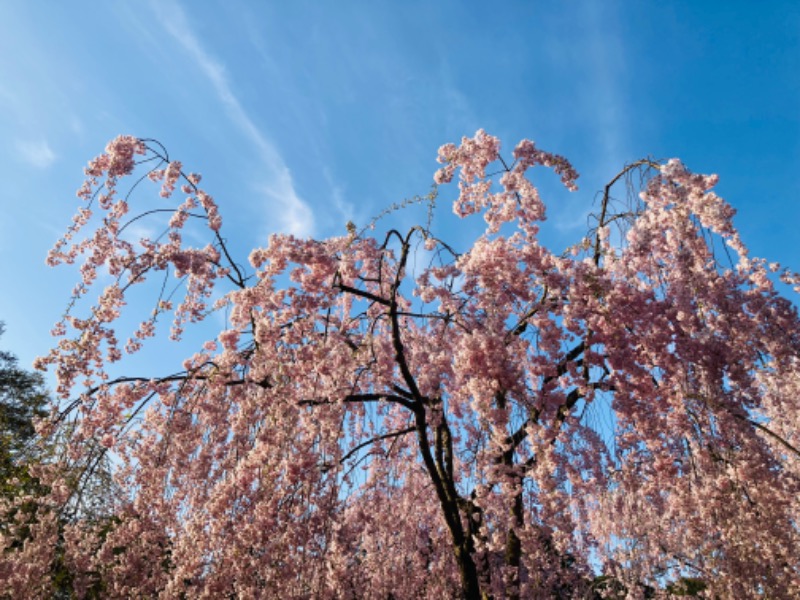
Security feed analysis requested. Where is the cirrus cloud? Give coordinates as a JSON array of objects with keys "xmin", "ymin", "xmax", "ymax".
[{"xmin": 17, "ymin": 139, "xmax": 56, "ymax": 169}]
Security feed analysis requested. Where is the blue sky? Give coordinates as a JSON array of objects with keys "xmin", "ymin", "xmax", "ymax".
[{"xmin": 1, "ymin": 0, "xmax": 798, "ymax": 376}]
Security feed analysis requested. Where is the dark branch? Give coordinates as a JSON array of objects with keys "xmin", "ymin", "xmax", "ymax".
[
  {"xmin": 333, "ymin": 277, "xmax": 391, "ymax": 306},
  {"xmin": 335, "ymin": 426, "xmax": 415, "ymax": 466}
]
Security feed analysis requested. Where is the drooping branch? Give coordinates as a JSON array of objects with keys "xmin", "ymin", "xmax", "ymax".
[
  {"xmin": 335, "ymin": 426, "xmax": 415, "ymax": 467},
  {"xmin": 744, "ymin": 418, "xmax": 800, "ymax": 459},
  {"xmin": 136, "ymin": 141, "xmax": 249, "ymax": 289},
  {"xmin": 593, "ymin": 158, "xmax": 661, "ymax": 266}
]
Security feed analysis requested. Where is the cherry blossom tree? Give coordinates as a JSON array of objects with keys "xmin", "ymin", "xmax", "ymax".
[{"xmin": 2, "ymin": 131, "xmax": 799, "ymax": 598}]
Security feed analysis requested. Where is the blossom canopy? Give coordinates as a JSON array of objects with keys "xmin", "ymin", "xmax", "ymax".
[{"xmin": 2, "ymin": 131, "xmax": 799, "ymax": 599}]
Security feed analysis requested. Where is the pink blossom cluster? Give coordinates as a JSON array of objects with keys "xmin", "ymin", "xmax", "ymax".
[{"xmin": 435, "ymin": 130, "xmax": 579, "ymax": 234}]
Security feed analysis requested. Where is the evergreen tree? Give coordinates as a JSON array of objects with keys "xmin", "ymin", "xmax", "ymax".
[{"xmin": 0, "ymin": 322, "xmax": 49, "ymax": 499}]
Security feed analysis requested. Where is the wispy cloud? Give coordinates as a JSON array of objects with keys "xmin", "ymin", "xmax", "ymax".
[
  {"xmin": 581, "ymin": 2, "xmax": 628, "ymax": 167},
  {"xmin": 322, "ymin": 167, "xmax": 356, "ymax": 228},
  {"xmin": 537, "ymin": 1, "xmax": 630, "ymax": 173},
  {"xmin": 17, "ymin": 139, "xmax": 56, "ymax": 169},
  {"xmin": 150, "ymin": 0, "xmax": 314, "ymax": 237}
]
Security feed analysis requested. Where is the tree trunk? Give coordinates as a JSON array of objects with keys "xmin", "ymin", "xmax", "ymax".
[{"xmin": 455, "ymin": 543, "xmax": 483, "ymax": 600}]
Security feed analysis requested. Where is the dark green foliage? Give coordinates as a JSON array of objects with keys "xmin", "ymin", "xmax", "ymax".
[{"xmin": 0, "ymin": 322, "xmax": 50, "ymax": 497}]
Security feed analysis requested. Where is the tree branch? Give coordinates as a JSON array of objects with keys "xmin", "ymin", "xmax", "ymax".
[
  {"xmin": 333, "ymin": 426, "xmax": 415, "ymax": 468},
  {"xmin": 593, "ymin": 158, "xmax": 661, "ymax": 266}
]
